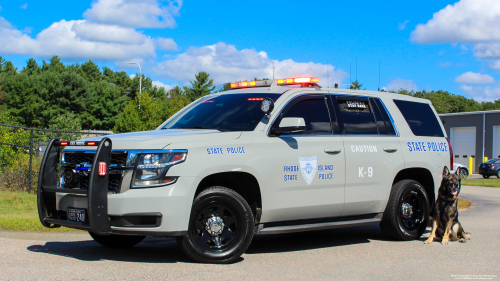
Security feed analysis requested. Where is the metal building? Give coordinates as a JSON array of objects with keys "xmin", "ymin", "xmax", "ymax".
[{"xmin": 439, "ymin": 110, "xmax": 500, "ymax": 173}]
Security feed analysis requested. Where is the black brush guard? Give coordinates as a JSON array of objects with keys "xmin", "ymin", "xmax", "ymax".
[{"xmin": 37, "ymin": 138, "xmax": 113, "ymax": 235}]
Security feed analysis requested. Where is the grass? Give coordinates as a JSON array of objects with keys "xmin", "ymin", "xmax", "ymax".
[
  {"xmin": 458, "ymin": 198, "xmax": 472, "ymax": 211},
  {"xmin": 462, "ymin": 177, "xmax": 500, "ymax": 187},
  {"xmin": 0, "ymin": 190, "xmax": 79, "ymax": 231}
]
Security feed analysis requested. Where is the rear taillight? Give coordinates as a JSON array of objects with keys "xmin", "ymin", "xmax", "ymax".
[
  {"xmin": 490, "ymin": 165, "xmax": 495, "ymax": 168},
  {"xmin": 446, "ymin": 137, "xmax": 453, "ymax": 169}
]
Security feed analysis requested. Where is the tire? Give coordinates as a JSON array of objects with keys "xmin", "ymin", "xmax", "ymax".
[
  {"xmin": 380, "ymin": 180, "xmax": 430, "ymax": 241},
  {"xmin": 89, "ymin": 232, "xmax": 145, "ymax": 248},
  {"xmin": 459, "ymin": 168, "xmax": 469, "ymax": 179},
  {"xmin": 177, "ymin": 186, "xmax": 254, "ymax": 264},
  {"xmin": 497, "ymin": 170, "xmax": 500, "ymax": 178},
  {"xmin": 483, "ymin": 175, "xmax": 490, "ymax": 179}
]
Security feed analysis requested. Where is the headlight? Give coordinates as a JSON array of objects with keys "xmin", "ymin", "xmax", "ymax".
[{"xmin": 132, "ymin": 152, "xmax": 187, "ymax": 188}]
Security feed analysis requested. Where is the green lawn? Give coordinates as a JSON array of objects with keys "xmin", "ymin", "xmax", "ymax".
[
  {"xmin": 0, "ymin": 190, "xmax": 79, "ymax": 231},
  {"xmin": 462, "ymin": 177, "xmax": 500, "ymax": 188}
]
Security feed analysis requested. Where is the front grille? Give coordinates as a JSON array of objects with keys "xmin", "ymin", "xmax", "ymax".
[
  {"xmin": 64, "ymin": 152, "xmax": 128, "ymax": 166},
  {"xmin": 77, "ymin": 174, "xmax": 122, "ymax": 191}
]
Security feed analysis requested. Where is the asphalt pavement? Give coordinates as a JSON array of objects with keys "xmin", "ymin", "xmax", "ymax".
[{"xmin": 0, "ymin": 185, "xmax": 499, "ymax": 280}]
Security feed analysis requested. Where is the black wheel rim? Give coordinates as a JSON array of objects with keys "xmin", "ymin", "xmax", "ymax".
[
  {"xmin": 191, "ymin": 201, "xmax": 240, "ymax": 251},
  {"xmin": 399, "ymin": 190, "xmax": 424, "ymax": 231}
]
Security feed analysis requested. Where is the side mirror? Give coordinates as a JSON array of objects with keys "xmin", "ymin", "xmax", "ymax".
[
  {"xmin": 261, "ymin": 98, "xmax": 274, "ymax": 114},
  {"xmin": 272, "ymin": 117, "xmax": 306, "ymax": 134}
]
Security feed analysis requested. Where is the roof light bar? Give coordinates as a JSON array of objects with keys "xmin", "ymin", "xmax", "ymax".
[{"xmin": 230, "ymin": 77, "xmax": 320, "ymax": 89}]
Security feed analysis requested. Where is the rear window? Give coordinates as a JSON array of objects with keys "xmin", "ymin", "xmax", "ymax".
[
  {"xmin": 393, "ymin": 100, "xmax": 444, "ymax": 137},
  {"xmin": 337, "ymin": 97, "xmax": 378, "ymax": 135}
]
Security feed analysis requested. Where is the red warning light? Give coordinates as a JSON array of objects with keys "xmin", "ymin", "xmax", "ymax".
[
  {"xmin": 294, "ymin": 77, "xmax": 311, "ymax": 83},
  {"xmin": 249, "ymin": 81, "xmax": 257, "ymax": 86},
  {"xmin": 98, "ymin": 162, "xmax": 107, "ymax": 176},
  {"xmin": 248, "ymin": 98, "xmax": 265, "ymax": 101},
  {"xmin": 230, "ymin": 83, "xmax": 238, "ymax": 88},
  {"xmin": 241, "ymin": 82, "xmax": 248, "ymax": 87},
  {"xmin": 87, "ymin": 142, "xmax": 95, "ymax": 146},
  {"xmin": 202, "ymin": 100, "xmax": 214, "ymax": 103},
  {"xmin": 60, "ymin": 142, "xmax": 68, "ymax": 146}
]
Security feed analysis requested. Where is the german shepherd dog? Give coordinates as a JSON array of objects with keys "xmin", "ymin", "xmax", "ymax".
[{"xmin": 425, "ymin": 166, "xmax": 471, "ymax": 244}]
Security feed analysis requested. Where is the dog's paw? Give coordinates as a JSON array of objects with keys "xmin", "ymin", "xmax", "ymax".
[
  {"xmin": 441, "ymin": 240, "xmax": 449, "ymax": 245},
  {"xmin": 424, "ymin": 239, "xmax": 432, "ymax": 244},
  {"xmin": 459, "ymin": 238, "xmax": 466, "ymax": 243}
]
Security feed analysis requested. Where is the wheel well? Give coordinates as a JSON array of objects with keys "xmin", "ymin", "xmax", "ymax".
[
  {"xmin": 393, "ymin": 168, "xmax": 436, "ymax": 211},
  {"xmin": 196, "ymin": 172, "xmax": 262, "ymax": 221}
]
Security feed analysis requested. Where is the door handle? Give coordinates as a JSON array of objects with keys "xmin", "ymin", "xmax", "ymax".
[
  {"xmin": 383, "ymin": 147, "xmax": 398, "ymax": 153},
  {"xmin": 324, "ymin": 148, "xmax": 342, "ymax": 154}
]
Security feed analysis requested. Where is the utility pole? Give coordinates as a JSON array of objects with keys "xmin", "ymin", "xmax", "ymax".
[{"xmin": 128, "ymin": 62, "xmax": 142, "ymax": 110}]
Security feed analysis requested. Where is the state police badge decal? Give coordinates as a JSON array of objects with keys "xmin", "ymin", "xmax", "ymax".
[{"xmin": 299, "ymin": 156, "xmax": 317, "ymax": 185}]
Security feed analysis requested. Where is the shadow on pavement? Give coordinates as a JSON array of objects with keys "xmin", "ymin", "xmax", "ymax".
[
  {"xmin": 247, "ymin": 224, "xmax": 393, "ymax": 254},
  {"xmin": 27, "ymin": 237, "xmax": 190, "ymax": 263},
  {"xmin": 27, "ymin": 224, "xmax": 415, "ymax": 262}
]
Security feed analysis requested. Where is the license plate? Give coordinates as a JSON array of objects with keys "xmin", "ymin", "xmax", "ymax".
[{"xmin": 68, "ymin": 208, "xmax": 86, "ymax": 222}]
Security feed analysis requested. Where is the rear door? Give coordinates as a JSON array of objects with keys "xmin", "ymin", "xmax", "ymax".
[{"xmin": 331, "ymin": 95, "xmax": 404, "ymax": 216}]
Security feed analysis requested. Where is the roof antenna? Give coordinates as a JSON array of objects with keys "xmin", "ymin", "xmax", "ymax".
[
  {"xmin": 272, "ymin": 62, "xmax": 275, "ymax": 80},
  {"xmin": 327, "ymin": 59, "xmax": 330, "ymax": 88},
  {"xmin": 378, "ymin": 60, "xmax": 381, "ymax": 91},
  {"xmin": 356, "ymin": 56, "xmax": 358, "ymax": 82},
  {"xmin": 350, "ymin": 63, "xmax": 351, "ymax": 84}
]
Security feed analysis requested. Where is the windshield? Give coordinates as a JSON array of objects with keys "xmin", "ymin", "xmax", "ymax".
[{"xmin": 162, "ymin": 93, "xmax": 281, "ymax": 132}]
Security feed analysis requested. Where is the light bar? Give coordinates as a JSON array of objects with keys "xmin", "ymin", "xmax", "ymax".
[
  {"xmin": 229, "ymin": 77, "xmax": 320, "ymax": 89},
  {"xmin": 230, "ymin": 80, "xmax": 275, "ymax": 89},
  {"xmin": 56, "ymin": 141, "xmax": 101, "ymax": 146}
]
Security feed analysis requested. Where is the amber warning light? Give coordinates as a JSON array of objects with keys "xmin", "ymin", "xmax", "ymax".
[{"xmin": 230, "ymin": 77, "xmax": 319, "ymax": 89}]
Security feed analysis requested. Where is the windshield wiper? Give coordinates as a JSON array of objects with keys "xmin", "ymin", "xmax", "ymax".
[{"xmin": 179, "ymin": 126, "xmax": 221, "ymax": 131}]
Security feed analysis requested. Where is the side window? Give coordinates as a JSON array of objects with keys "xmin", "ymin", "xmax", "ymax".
[
  {"xmin": 336, "ymin": 97, "xmax": 378, "ymax": 135},
  {"xmin": 393, "ymin": 99, "xmax": 444, "ymax": 137},
  {"xmin": 272, "ymin": 96, "xmax": 332, "ymax": 135}
]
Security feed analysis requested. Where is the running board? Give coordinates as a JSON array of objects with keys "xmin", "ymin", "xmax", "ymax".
[{"xmin": 255, "ymin": 213, "xmax": 383, "ymax": 235}]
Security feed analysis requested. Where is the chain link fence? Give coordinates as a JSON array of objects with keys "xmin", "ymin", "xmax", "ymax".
[{"xmin": 0, "ymin": 123, "xmax": 113, "ymax": 193}]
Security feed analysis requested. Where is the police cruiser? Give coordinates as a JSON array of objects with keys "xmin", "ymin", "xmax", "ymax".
[{"xmin": 37, "ymin": 77, "xmax": 452, "ymax": 263}]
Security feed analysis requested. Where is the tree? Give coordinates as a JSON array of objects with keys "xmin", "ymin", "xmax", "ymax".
[
  {"xmin": 184, "ymin": 71, "xmax": 215, "ymax": 101},
  {"xmin": 114, "ymin": 92, "xmax": 163, "ymax": 132},
  {"xmin": 21, "ymin": 58, "xmax": 41, "ymax": 76},
  {"xmin": 168, "ymin": 86, "xmax": 184, "ymax": 98},
  {"xmin": 350, "ymin": 80, "xmax": 363, "ymax": 90},
  {"xmin": 216, "ymin": 82, "xmax": 232, "ymax": 92}
]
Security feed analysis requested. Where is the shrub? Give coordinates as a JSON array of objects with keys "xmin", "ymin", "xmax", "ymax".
[{"xmin": 0, "ymin": 153, "xmax": 42, "ymax": 193}]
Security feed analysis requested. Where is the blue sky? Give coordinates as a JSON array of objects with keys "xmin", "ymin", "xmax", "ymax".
[{"xmin": 1, "ymin": 0, "xmax": 499, "ymax": 101}]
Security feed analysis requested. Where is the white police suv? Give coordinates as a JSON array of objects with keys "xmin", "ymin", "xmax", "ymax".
[{"xmin": 37, "ymin": 77, "xmax": 452, "ymax": 263}]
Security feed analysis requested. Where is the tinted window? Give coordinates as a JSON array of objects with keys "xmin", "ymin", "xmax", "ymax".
[
  {"xmin": 393, "ymin": 100, "xmax": 444, "ymax": 137},
  {"xmin": 337, "ymin": 97, "xmax": 378, "ymax": 135},
  {"xmin": 373, "ymin": 98, "xmax": 396, "ymax": 135},
  {"xmin": 272, "ymin": 96, "xmax": 332, "ymax": 135},
  {"xmin": 163, "ymin": 93, "xmax": 281, "ymax": 131}
]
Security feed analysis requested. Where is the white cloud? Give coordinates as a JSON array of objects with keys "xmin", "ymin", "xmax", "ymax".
[
  {"xmin": 83, "ymin": 0, "xmax": 182, "ymax": 28},
  {"xmin": 0, "ymin": 18, "xmax": 156, "ymax": 61},
  {"xmin": 459, "ymin": 85, "xmax": 500, "ymax": 102},
  {"xmin": 438, "ymin": 61, "xmax": 452, "ymax": 68},
  {"xmin": 20, "ymin": 3, "xmax": 28, "ymax": 9},
  {"xmin": 455, "ymin": 72, "xmax": 495, "ymax": 85},
  {"xmin": 156, "ymin": 37, "xmax": 178, "ymax": 51},
  {"xmin": 411, "ymin": 0, "xmax": 500, "ymax": 44},
  {"xmin": 153, "ymin": 42, "xmax": 348, "ymax": 87},
  {"xmin": 382, "ymin": 78, "xmax": 418, "ymax": 92},
  {"xmin": 398, "ymin": 20, "xmax": 410, "ymax": 30},
  {"xmin": 152, "ymin": 80, "xmax": 173, "ymax": 90}
]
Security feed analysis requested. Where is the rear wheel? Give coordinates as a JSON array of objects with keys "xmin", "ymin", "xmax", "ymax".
[
  {"xmin": 459, "ymin": 168, "xmax": 469, "ymax": 179},
  {"xmin": 89, "ymin": 232, "xmax": 145, "ymax": 248},
  {"xmin": 380, "ymin": 180, "xmax": 430, "ymax": 240},
  {"xmin": 177, "ymin": 186, "xmax": 254, "ymax": 264},
  {"xmin": 496, "ymin": 171, "xmax": 500, "ymax": 178}
]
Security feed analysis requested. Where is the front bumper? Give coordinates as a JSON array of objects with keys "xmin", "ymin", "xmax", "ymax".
[{"xmin": 37, "ymin": 139, "xmax": 198, "ymax": 236}]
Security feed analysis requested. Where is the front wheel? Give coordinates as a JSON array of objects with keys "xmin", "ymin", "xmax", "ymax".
[
  {"xmin": 177, "ymin": 186, "xmax": 254, "ymax": 264},
  {"xmin": 460, "ymin": 168, "xmax": 469, "ymax": 179},
  {"xmin": 380, "ymin": 180, "xmax": 430, "ymax": 241},
  {"xmin": 497, "ymin": 171, "xmax": 500, "ymax": 178},
  {"xmin": 89, "ymin": 232, "xmax": 145, "ymax": 248}
]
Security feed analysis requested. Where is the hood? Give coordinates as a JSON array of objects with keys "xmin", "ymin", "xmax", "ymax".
[{"xmin": 67, "ymin": 129, "xmax": 241, "ymax": 150}]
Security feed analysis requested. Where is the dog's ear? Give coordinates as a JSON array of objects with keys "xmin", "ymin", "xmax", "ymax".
[{"xmin": 443, "ymin": 166, "xmax": 450, "ymax": 177}]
